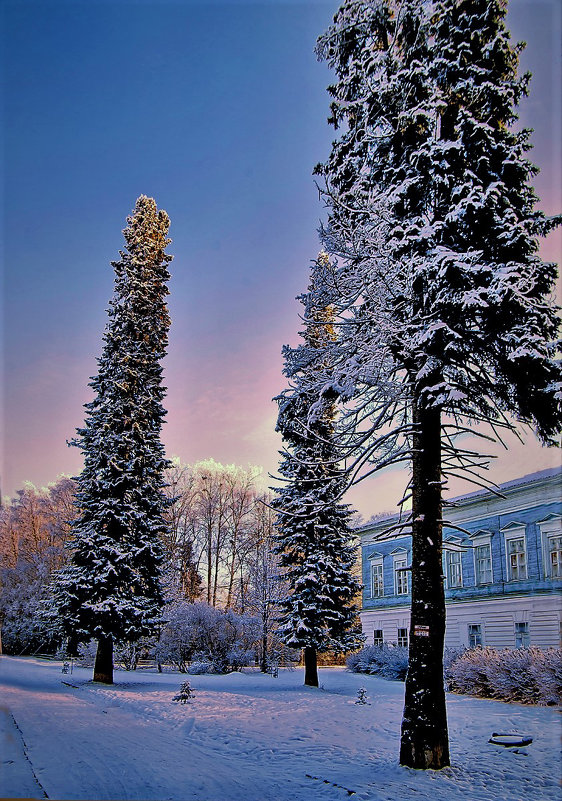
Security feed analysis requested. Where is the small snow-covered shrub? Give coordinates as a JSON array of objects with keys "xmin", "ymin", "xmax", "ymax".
[
  {"xmin": 187, "ymin": 660, "xmax": 215, "ymax": 675},
  {"xmin": 447, "ymin": 647, "xmax": 562, "ymax": 705},
  {"xmin": 77, "ymin": 639, "xmax": 98, "ymax": 667},
  {"xmin": 173, "ymin": 680, "xmax": 195, "ymax": 704},
  {"xmin": 347, "ymin": 645, "xmax": 409, "ymax": 680},
  {"xmin": 355, "ymin": 687, "xmax": 370, "ymax": 704}
]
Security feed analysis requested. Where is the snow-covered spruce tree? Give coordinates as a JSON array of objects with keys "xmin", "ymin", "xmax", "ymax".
[
  {"xmin": 50, "ymin": 196, "xmax": 173, "ymax": 684},
  {"xmin": 273, "ymin": 253, "xmax": 364, "ymax": 688},
  {"xmin": 316, "ymin": 0, "xmax": 561, "ymax": 768}
]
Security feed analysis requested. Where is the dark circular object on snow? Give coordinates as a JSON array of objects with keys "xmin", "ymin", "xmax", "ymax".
[{"xmin": 489, "ymin": 733, "xmax": 533, "ymax": 747}]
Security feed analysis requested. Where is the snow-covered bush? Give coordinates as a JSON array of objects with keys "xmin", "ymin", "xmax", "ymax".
[
  {"xmin": 347, "ymin": 645, "xmax": 409, "ymax": 680},
  {"xmin": 187, "ymin": 660, "xmax": 215, "ymax": 675},
  {"xmin": 114, "ymin": 639, "xmax": 156, "ymax": 671},
  {"xmin": 173, "ymin": 680, "xmax": 195, "ymax": 704},
  {"xmin": 154, "ymin": 602, "xmax": 259, "ymax": 673},
  {"xmin": 443, "ymin": 647, "xmax": 466, "ymax": 683},
  {"xmin": 355, "ymin": 687, "xmax": 370, "ymax": 705},
  {"xmin": 0, "ymin": 562, "xmax": 58, "ymax": 654},
  {"xmin": 77, "ymin": 639, "xmax": 98, "ymax": 667},
  {"xmin": 447, "ymin": 647, "xmax": 562, "ymax": 705},
  {"xmin": 348, "ymin": 644, "xmax": 560, "ymax": 705}
]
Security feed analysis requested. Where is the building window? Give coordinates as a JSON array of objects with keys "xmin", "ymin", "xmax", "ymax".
[
  {"xmin": 507, "ymin": 536, "xmax": 527, "ymax": 581},
  {"xmin": 515, "ymin": 621, "xmax": 530, "ymax": 648},
  {"xmin": 538, "ymin": 517, "xmax": 562, "ymax": 579},
  {"xmin": 547, "ymin": 535, "xmax": 562, "ymax": 579},
  {"xmin": 468, "ymin": 624, "xmax": 482, "ymax": 648},
  {"xmin": 395, "ymin": 559, "xmax": 409, "ymax": 595},
  {"xmin": 373, "ymin": 629, "xmax": 383, "ymax": 646},
  {"xmin": 397, "ymin": 628, "xmax": 408, "ymax": 647},
  {"xmin": 445, "ymin": 549, "xmax": 463, "ymax": 588},
  {"xmin": 475, "ymin": 543, "xmax": 492, "ymax": 585},
  {"xmin": 371, "ymin": 562, "xmax": 384, "ymax": 597}
]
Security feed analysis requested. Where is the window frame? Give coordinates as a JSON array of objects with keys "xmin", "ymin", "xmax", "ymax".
[
  {"xmin": 444, "ymin": 541, "xmax": 463, "ymax": 589},
  {"xmin": 468, "ymin": 623, "xmax": 483, "ymax": 647},
  {"xmin": 397, "ymin": 627, "xmax": 408, "ymax": 648},
  {"xmin": 538, "ymin": 516, "xmax": 562, "ymax": 580},
  {"xmin": 370, "ymin": 558, "xmax": 384, "ymax": 598},
  {"xmin": 391, "ymin": 549, "xmax": 410, "ymax": 596},
  {"xmin": 502, "ymin": 523, "xmax": 528, "ymax": 582},
  {"xmin": 373, "ymin": 629, "xmax": 383, "ymax": 646},
  {"xmin": 515, "ymin": 621, "xmax": 530, "ymax": 648},
  {"xmin": 471, "ymin": 533, "xmax": 493, "ymax": 586},
  {"xmin": 547, "ymin": 535, "xmax": 562, "ymax": 579}
]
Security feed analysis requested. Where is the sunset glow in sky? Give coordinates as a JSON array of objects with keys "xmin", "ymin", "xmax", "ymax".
[{"xmin": 3, "ymin": 0, "xmax": 561, "ymax": 516}]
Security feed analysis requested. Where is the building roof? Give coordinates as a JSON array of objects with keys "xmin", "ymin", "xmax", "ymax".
[
  {"xmin": 447, "ymin": 466, "xmax": 561, "ymax": 504},
  {"xmin": 356, "ymin": 466, "xmax": 562, "ymax": 535}
]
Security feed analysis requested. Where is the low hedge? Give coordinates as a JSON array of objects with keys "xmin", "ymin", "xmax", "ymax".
[{"xmin": 347, "ymin": 644, "xmax": 561, "ymax": 705}]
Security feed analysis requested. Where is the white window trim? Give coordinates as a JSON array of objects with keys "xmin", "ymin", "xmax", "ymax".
[
  {"xmin": 470, "ymin": 532, "xmax": 493, "ymax": 586},
  {"xmin": 392, "ymin": 549, "xmax": 409, "ymax": 596},
  {"xmin": 372, "ymin": 628, "xmax": 384, "ymax": 646},
  {"xmin": 443, "ymin": 537, "xmax": 464, "ymax": 589},
  {"xmin": 514, "ymin": 620, "xmax": 530, "ymax": 648},
  {"xmin": 369, "ymin": 557, "xmax": 384, "ymax": 598},
  {"xmin": 468, "ymin": 623, "xmax": 483, "ymax": 647},
  {"xmin": 397, "ymin": 627, "xmax": 409, "ymax": 647},
  {"xmin": 538, "ymin": 515, "xmax": 562, "ymax": 580},
  {"xmin": 501, "ymin": 522, "xmax": 528, "ymax": 582}
]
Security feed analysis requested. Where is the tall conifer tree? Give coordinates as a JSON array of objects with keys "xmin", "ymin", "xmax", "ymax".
[
  {"xmin": 274, "ymin": 253, "xmax": 364, "ymax": 688},
  {"xmin": 51, "ymin": 196, "xmax": 173, "ymax": 683},
  {"xmin": 316, "ymin": 0, "xmax": 561, "ymax": 767}
]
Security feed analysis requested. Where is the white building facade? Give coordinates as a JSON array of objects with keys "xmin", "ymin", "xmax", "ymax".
[{"xmin": 358, "ymin": 468, "xmax": 562, "ymax": 650}]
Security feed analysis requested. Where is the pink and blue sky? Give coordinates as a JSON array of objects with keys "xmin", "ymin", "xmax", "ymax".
[{"xmin": 2, "ymin": 0, "xmax": 561, "ymax": 517}]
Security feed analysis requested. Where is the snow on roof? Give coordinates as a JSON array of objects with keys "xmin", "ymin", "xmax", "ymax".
[
  {"xmin": 449, "ymin": 466, "xmax": 561, "ymax": 504},
  {"xmin": 356, "ymin": 466, "xmax": 561, "ymax": 532}
]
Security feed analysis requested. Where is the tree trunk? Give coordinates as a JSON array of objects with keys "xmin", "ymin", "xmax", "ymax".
[
  {"xmin": 260, "ymin": 632, "xmax": 268, "ymax": 673},
  {"xmin": 93, "ymin": 633, "xmax": 114, "ymax": 684},
  {"xmin": 206, "ymin": 527, "xmax": 212, "ymax": 605},
  {"xmin": 399, "ymin": 403, "xmax": 450, "ymax": 769},
  {"xmin": 304, "ymin": 646, "xmax": 318, "ymax": 687},
  {"xmin": 66, "ymin": 633, "xmax": 79, "ymax": 658}
]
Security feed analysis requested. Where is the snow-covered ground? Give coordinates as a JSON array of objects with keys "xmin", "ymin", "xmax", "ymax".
[{"xmin": 0, "ymin": 656, "xmax": 560, "ymax": 801}]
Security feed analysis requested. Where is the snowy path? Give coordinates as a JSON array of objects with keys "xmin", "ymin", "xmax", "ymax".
[{"xmin": 0, "ymin": 656, "xmax": 560, "ymax": 801}]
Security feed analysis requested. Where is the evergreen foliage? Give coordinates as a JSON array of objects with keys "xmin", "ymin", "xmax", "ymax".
[
  {"xmin": 173, "ymin": 680, "xmax": 195, "ymax": 704},
  {"xmin": 49, "ymin": 196, "xmax": 173, "ymax": 682},
  {"xmin": 316, "ymin": 0, "xmax": 560, "ymax": 443},
  {"xmin": 273, "ymin": 253, "xmax": 364, "ymax": 686},
  {"xmin": 315, "ymin": 0, "xmax": 561, "ymax": 769}
]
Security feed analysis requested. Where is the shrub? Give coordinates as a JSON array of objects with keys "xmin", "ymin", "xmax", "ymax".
[
  {"xmin": 348, "ymin": 643, "xmax": 561, "ymax": 705},
  {"xmin": 448, "ymin": 646, "xmax": 562, "ymax": 705},
  {"xmin": 153, "ymin": 601, "xmax": 260, "ymax": 673},
  {"xmin": 0, "ymin": 562, "xmax": 59, "ymax": 655},
  {"xmin": 173, "ymin": 680, "xmax": 195, "ymax": 704},
  {"xmin": 187, "ymin": 660, "xmax": 215, "ymax": 675},
  {"xmin": 347, "ymin": 644, "xmax": 409, "ymax": 680},
  {"xmin": 114, "ymin": 639, "xmax": 156, "ymax": 671},
  {"xmin": 76, "ymin": 639, "xmax": 98, "ymax": 667}
]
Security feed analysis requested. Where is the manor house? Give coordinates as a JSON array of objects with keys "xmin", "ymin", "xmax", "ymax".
[{"xmin": 358, "ymin": 467, "xmax": 561, "ymax": 649}]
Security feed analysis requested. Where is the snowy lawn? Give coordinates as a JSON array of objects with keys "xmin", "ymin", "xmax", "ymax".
[{"xmin": 0, "ymin": 656, "xmax": 560, "ymax": 801}]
